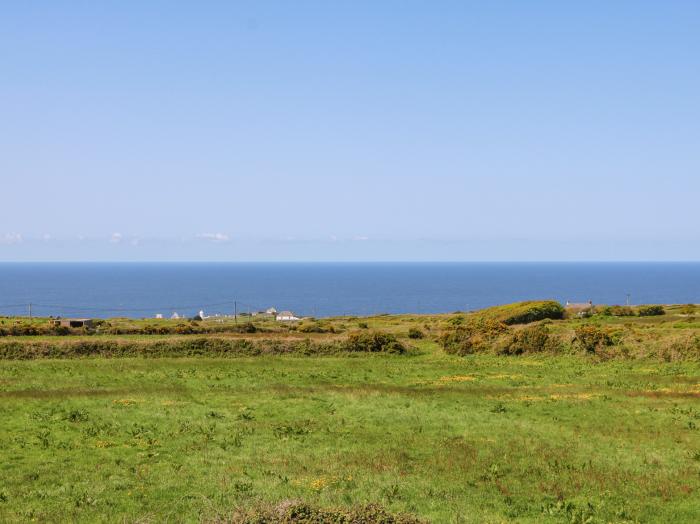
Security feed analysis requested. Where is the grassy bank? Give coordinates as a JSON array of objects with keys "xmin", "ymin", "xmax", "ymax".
[{"xmin": 1, "ymin": 348, "xmax": 700, "ymax": 522}]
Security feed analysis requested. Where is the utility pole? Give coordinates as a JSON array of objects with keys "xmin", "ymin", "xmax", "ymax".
[
  {"xmin": 626, "ymin": 294, "xmax": 631, "ymax": 307},
  {"xmin": 234, "ymin": 301, "xmax": 237, "ymax": 323},
  {"xmin": 28, "ymin": 303, "xmax": 32, "ymax": 319}
]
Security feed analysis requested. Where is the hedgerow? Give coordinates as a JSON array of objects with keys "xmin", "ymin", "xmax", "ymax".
[{"xmin": 0, "ymin": 331, "xmax": 405, "ymax": 360}]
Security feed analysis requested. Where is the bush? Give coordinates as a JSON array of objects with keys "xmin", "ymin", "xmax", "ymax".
[
  {"xmin": 499, "ymin": 324, "xmax": 559, "ymax": 355},
  {"xmin": 574, "ymin": 325, "xmax": 615, "ymax": 353},
  {"xmin": 681, "ymin": 304, "xmax": 696, "ymax": 316},
  {"xmin": 342, "ymin": 331, "xmax": 406, "ymax": 354},
  {"xmin": 637, "ymin": 305, "xmax": 665, "ymax": 317},
  {"xmin": 502, "ymin": 301, "xmax": 565, "ymax": 325},
  {"xmin": 407, "ymin": 328, "xmax": 424, "ymax": 339},
  {"xmin": 439, "ymin": 320, "xmax": 507, "ymax": 356},
  {"xmin": 234, "ymin": 322, "xmax": 258, "ymax": 333},
  {"xmin": 469, "ymin": 301, "xmax": 564, "ymax": 326},
  {"xmin": 298, "ymin": 321, "xmax": 332, "ymax": 333},
  {"xmin": 447, "ymin": 315, "xmax": 465, "ymax": 326},
  {"xmin": 656, "ymin": 335, "xmax": 700, "ymax": 362},
  {"xmin": 599, "ymin": 305, "xmax": 635, "ymax": 317}
]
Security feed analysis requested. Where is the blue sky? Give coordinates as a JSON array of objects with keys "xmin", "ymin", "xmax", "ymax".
[{"xmin": 1, "ymin": 1, "xmax": 698, "ymax": 261}]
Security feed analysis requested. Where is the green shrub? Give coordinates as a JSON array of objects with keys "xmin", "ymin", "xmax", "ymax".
[
  {"xmin": 234, "ymin": 322, "xmax": 258, "ymax": 333},
  {"xmin": 574, "ymin": 325, "xmax": 615, "ymax": 353},
  {"xmin": 469, "ymin": 301, "xmax": 564, "ymax": 326},
  {"xmin": 298, "ymin": 321, "xmax": 334, "ymax": 333},
  {"xmin": 439, "ymin": 320, "xmax": 507, "ymax": 356},
  {"xmin": 637, "ymin": 305, "xmax": 665, "ymax": 317},
  {"xmin": 499, "ymin": 324, "xmax": 559, "ymax": 355},
  {"xmin": 599, "ymin": 305, "xmax": 635, "ymax": 317},
  {"xmin": 342, "ymin": 331, "xmax": 406, "ymax": 354},
  {"xmin": 407, "ymin": 328, "xmax": 424, "ymax": 339},
  {"xmin": 681, "ymin": 304, "xmax": 696, "ymax": 316},
  {"xmin": 655, "ymin": 335, "xmax": 700, "ymax": 362}
]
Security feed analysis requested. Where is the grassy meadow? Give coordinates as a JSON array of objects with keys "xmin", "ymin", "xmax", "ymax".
[{"xmin": 1, "ymin": 303, "xmax": 700, "ymax": 522}]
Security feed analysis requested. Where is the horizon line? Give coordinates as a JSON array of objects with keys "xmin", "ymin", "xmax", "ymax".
[{"xmin": 2, "ymin": 260, "xmax": 700, "ymax": 264}]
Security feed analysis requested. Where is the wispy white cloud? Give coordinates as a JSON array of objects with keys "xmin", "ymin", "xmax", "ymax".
[
  {"xmin": 196, "ymin": 232, "xmax": 230, "ymax": 243},
  {"xmin": 109, "ymin": 232, "xmax": 123, "ymax": 243},
  {"xmin": 353, "ymin": 235, "xmax": 369, "ymax": 241},
  {"xmin": 0, "ymin": 232, "xmax": 23, "ymax": 244}
]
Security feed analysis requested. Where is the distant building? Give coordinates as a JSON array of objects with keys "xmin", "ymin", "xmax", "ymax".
[
  {"xmin": 155, "ymin": 314, "xmax": 163, "ymax": 319},
  {"xmin": 51, "ymin": 318, "xmax": 94, "ymax": 329},
  {"xmin": 565, "ymin": 300, "xmax": 593, "ymax": 309},
  {"xmin": 171, "ymin": 312, "xmax": 180, "ymax": 319},
  {"xmin": 565, "ymin": 300, "xmax": 594, "ymax": 317},
  {"xmin": 276, "ymin": 310, "xmax": 300, "ymax": 321},
  {"xmin": 252, "ymin": 307, "xmax": 278, "ymax": 317}
]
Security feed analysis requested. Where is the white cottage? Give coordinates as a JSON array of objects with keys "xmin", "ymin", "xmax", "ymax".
[{"xmin": 276, "ymin": 310, "xmax": 300, "ymax": 321}]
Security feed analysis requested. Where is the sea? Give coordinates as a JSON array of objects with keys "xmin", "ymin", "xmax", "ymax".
[{"xmin": 0, "ymin": 262, "xmax": 699, "ymax": 319}]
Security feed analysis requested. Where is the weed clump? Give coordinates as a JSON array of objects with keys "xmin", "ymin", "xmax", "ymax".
[{"xmin": 228, "ymin": 501, "xmax": 424, "ymax": 523}]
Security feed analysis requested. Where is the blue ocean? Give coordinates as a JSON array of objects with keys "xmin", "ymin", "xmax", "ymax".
[{"xmin": 0, "ymin": 262, "xmax": 698, "ymax": 319}]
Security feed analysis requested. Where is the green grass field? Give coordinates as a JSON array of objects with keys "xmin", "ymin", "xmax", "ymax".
[{"xmin": 1, "ymin": 305, "xmax": 700, "ymax": 522}]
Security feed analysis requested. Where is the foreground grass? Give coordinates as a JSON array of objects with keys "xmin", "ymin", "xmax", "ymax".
[{"xmin": 1, "ymin": 343, "xmax": 699, "ymax": 523}]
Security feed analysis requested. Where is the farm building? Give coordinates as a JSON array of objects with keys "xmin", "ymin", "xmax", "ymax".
[
  {"xmin": 565, "ymin": 300, "xmax": 593, "ymax": 309},
  {"xmin": 276, "ymin": 311, "xmax": 300, "ymax": 321},
  {"xmin": 565, "ymin": 301, "xmax": 594, "ymax": 317},
  {"xmin": 252, "ymin": 307, "xmax": 278, "ymax": 317}
]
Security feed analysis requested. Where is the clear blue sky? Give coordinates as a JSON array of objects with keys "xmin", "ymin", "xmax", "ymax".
[{"xmin": 1, "ymin": 1, "xmax": 698, "ymax": 261}]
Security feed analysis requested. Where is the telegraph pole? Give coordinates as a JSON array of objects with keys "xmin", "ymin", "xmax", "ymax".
[
  {"xmin": 28, "ymin": 303, "xmax": 32, "ymax": 319},
  {"xmin": 234, "ymin": 301, "xmax": 237, "ymax": 323}
]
